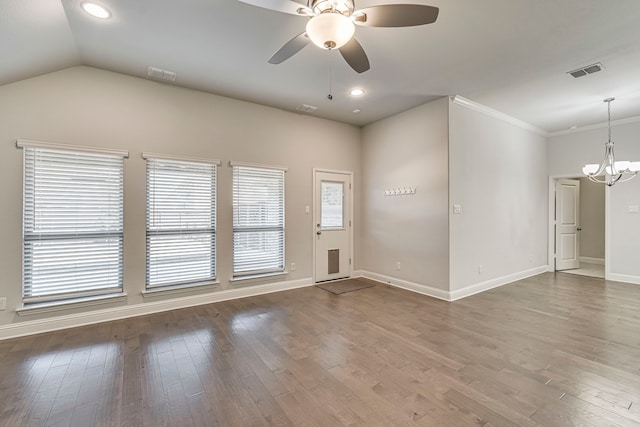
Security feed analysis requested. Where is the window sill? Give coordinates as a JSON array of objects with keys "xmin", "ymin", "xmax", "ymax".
[
  {"xmin": 141, "ymin": 280, "xmax": 220, "ymax": 298},
  {"xmin": 16, "ymin": 293, "xmax": 127, "ymax": 316},
  {"xmin": 230, "ymin": 271, "xmax": 288, "ymax": 283}
]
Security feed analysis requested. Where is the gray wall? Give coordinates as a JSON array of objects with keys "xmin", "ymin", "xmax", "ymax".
[
  {"xmin": 361, "ymin": 98, "xmax": 450, "ymax": 291},
  {"xmin": 578, "ymin": 177, "xmax": 605, "ymax": 260},
  {"xmin": 448, "ymin": 99, "xmax": 549, "ymax": 292},
  {"xmin": 0, "ymin": 66, "xmax": 362, "ymax": 327},
  {"xmin": 360, "ymin": 96, "xmax": 550, "ymax": 296}
]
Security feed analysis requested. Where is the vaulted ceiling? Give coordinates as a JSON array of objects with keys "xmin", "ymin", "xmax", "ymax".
[{"xmin": 2, "ymin": 0, "xmax": 640, "ymax": 131}]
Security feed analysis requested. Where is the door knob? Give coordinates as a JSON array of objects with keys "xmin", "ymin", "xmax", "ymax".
[
  {"xmin": 316, "ymin": 231, "xmax": 322, "ymax": 235},
  {"xmin": 577, "ymin": 228, "xmax": 583, "ymax": 231}
]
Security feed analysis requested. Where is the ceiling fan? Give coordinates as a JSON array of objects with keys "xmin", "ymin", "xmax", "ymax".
[{"xmin": 237, "ymin": 0, "xmax": 439, "ymax": 73}]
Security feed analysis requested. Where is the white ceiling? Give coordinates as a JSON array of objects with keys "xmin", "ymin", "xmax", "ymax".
[{"xmin": 2, "ymin": 0, "xmax": 640, "ymax": 131}]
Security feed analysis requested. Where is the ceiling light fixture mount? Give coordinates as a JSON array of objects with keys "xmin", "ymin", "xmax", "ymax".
[
  {"xmin": 80, "ymin": 2, "xmax": 111, "ymax": 19},
  {"xmin": 582, "ymin": 98, "xmax": 640, "ymax": 186}
]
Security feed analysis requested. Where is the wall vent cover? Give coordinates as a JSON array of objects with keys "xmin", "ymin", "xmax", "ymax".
[
  {"xmin": 567, "ymin": 63, "xmax": 604, "ymax": 78},
  {"xmin": 296, "ymin": 104, "xmax": 318, "ymax": 113}
]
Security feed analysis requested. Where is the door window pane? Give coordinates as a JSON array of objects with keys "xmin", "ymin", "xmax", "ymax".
[{"xmin": 321, "ymin": 181, "xmax": 344, "ymax": 228}]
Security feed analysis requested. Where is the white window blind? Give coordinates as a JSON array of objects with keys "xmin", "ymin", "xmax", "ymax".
[
  {"xmin": 22, "ymin": 146, "xmax": 125, "ymax": 303},
  {"xmin": 146, "ymin": 157, "xmax": 217, "ymax": 288},
  {"xmin": 232, "ymin": 165, "xmax": 285, "ymax": 277},
  {"xmin": 321, "ymin": 181, "xmax": 344, "ymax": 228}
]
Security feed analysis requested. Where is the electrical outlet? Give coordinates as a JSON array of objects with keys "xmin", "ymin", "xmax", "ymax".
[
  {"xmin": 0, "ymin": 297, "xmax": 6, "ymax": 311},
  {"xmin": 478, "ymin": 264, "xmax": 483, "ymax": 274},
  {"xmin": 290, "ymin": 262, "xmax": 296, "ymax": 271},
  {"xmin": 396, "ymin": 262, "xmax": 401, "ymax": 270}
]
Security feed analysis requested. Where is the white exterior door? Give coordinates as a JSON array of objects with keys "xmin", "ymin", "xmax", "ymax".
[
  {"xmin": 314, "ymin": 170, "xmax": 352, "ymax": 282},
  {"xmin": 555, "ymin": 178, "xmax": 580, "ymax": 271}
]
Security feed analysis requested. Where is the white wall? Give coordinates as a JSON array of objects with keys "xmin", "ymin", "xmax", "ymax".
[
  {"xmin": 361, "ymin": 98, "xmax": 450, "ymax": 292},
  {"xmin": 0, "ymin": 66, "xmax": 362, "ymax": 328},
  {"xmin": 548, "ymin": 120, "xmax": 640, "ymax": 283},
  {"xmin": 448, "ymin": 98, "xmax": 548, "ymax": 294},
  {"xmin": 579, "ymin": 177, "xmax": 605, "ymax": 260}
]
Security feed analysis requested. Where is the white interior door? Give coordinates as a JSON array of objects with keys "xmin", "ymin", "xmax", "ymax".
[
  {"xmin": 314, "ymin": 170, "xmax": 352, "ymax": 282},
  {"xmin": 555, "ymin": 178, "xmax": 580, "ymax": 271}
]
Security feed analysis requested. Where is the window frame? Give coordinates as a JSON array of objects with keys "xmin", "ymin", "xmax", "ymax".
[{"xmin": 17, "ymin": 140, "xmax": 128, "ymax": 304}]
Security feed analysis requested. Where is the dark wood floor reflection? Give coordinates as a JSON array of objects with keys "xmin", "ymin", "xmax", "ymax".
[{"xmin": 1, "ymin": 273, "xmax": 640, "ymax": 426}]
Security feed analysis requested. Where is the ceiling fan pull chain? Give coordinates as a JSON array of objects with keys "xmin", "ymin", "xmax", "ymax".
[{"xmin": 327, "ymin": 50, "xmax": 333, "ymax": 100}]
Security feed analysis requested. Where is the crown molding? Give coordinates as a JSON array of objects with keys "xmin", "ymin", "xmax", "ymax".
[
  {"xmin": 450, "ymin": 96, "xmax": 548, "ymax": 137},
  {"xmin": 548, "ymin": 115, "xmax": 640, "ymax": 137}
]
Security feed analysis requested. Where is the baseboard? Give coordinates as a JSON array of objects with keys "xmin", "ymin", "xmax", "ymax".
[
  {"xmin": 356, "ymin": 267, "xmax": 549, "ymax": 302},
  {"xmin": 449, "ymin": 265, "xmax": 549, "ymax": 301},
  {"xmin": 352, "ymin": 270, "xmax": 365, "ymax": 278},
  {"xmin": 0, "ymin": 277, "xmax": 313, "ymax": 341},
  {"xmin": 607, "ymin": 273, "xmax": 640, "ymax": 285},
  {"xmin": 580, "ymin": 257, "xmax": 605, "ymax": 265},
  {"xmin": 355, "ymin": 271, "xmax": 450, "ymax": 301}
]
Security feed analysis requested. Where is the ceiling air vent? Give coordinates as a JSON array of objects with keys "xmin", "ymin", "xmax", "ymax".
[
  {"xmin": 296, "ymin": 104, "xmax": 318, "ymax": 113},
  {"xmin": 567, "ymin": 63, "xmax": 604, "ymax": 78},
  {"xmin": 147, "ymin": 66, "xmax": 177, "ymax": 82}
]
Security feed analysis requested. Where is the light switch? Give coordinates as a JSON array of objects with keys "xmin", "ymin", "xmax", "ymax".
[
  {"xmin": 305, "ymin": 205, "xmax": 310, "ymax": 214},
  {"xmin": 453, "ymin": 204, "xmax": 462, "ymax": 214},
  {"xmin": 629, "ymin": 205, "xmax": 639, "ymax": 213}
]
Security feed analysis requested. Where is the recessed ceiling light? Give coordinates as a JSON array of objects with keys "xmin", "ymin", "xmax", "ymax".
[
  {"xmin": 352, "ymin": 109, "xmax": 361, "ymax": 114},
  {"xmin": 349, "ymin": 88, "xmax": 365, "ymax": 97},
  {"xmin": 81, "ymin": 2, "xmax": 111, "ymax": 19}
]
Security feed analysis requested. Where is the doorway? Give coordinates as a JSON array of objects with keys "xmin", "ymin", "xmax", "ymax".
[
  {"xmin": 313, "ymin": 169, "xmax": 353, "ymax": 283},
  {"xmin": 550, "ymin": 177, "xmax": 605, "ymax": 278}
]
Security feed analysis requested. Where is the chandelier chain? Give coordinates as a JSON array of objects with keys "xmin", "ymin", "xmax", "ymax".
[{"xmin": 607, "ymin": 99, "xmax": 612, "ymax": 143}]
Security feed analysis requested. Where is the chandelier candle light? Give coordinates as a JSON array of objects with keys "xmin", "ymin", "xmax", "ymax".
[{"xmin": 582, "ymin": 97, "xmax": 640, "ymax": 186}]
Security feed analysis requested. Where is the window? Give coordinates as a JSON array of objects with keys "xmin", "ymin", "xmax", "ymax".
[
  {"xmin": 321, "ymin": 181, "xmax": 344, "ymax": 228},
  {"xmin": 19, "ymin": 141, "xmax": 127, "ymax": 304},
  {"xmin": 232, "ymin": 163, "xmax": 286, "ymax": 278},
  {"xmin": 145, "ymin": 154, "xmax": 219, "ymax": 288}
]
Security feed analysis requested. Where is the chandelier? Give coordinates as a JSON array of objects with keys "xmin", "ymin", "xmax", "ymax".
[{"xmin": 582, "ymin": 97, "xmax": 640, "ymax": 186}]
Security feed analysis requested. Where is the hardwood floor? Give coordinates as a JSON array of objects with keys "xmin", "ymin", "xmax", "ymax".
[{"xmin": 1, "ymin": 273, "xmax": 640, "ymax": 426}]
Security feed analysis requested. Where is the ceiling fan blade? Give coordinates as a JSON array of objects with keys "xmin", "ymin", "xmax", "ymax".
[
  {"xmin": 353, "ymin": 4, "xmax": 439, "ymax": 27},
  {"xmin": 269, "ymin": 33, "xmax": 311, "ymax": 64},
  {"xmin": 236, "ymin": 0, "xmax": 308, "ymax": 16},
  {"xmin": 339, "ymin": 38, "xmax": 370, "ymax": 73}
]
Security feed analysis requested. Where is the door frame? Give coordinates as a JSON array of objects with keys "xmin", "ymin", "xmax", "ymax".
[
  {"xmin": 312, "ymin": 168, "xmax": 354, "ymax": 283},
  {"xmin": 547, "ymin": 176, "xmax": 610, "ymax": 279}
]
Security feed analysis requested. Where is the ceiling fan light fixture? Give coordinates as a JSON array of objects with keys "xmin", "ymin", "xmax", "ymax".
[
  {"xmin": 80, "ymin": 2, "xmax": 111, "ymax": 19},
  {"xmin": 306, "ymin": 13, "xmax": 355, "ymax": 50}
]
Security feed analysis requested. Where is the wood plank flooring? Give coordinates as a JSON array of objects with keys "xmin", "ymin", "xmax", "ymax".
[{"xmin": 1, "ymin": 272, "xmax": 640, "ymax": 426}]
